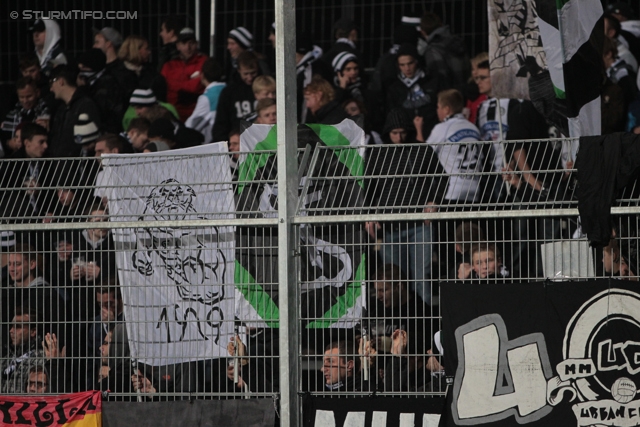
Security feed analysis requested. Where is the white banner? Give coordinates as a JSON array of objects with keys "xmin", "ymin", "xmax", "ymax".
[
  {"xmin": 102, "ymin": 144, "xmax": 235, "ymax": 366},
  {"xmin": 488, "ymin": 0, "xmax": 546, "ymax": 100}
]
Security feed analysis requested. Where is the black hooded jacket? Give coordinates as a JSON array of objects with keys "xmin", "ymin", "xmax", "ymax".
[{"xmin": 49, "ymin": 87, "xmax": 101, "ymax": 157}]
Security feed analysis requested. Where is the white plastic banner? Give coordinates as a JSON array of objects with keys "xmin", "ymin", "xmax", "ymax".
[{"xmin": 102, "ymin": 144, "xmax": 235, "ymax": 366}]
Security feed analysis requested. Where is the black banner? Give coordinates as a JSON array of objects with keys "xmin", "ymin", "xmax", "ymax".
[
  {"xmin": 102, "ymin": 399, "xmax": 275, "ymax": 427},
  {"xmin": 303, "ymin": 395, "xmax": 445, "ymax": 427},
  {"xmin": 440, "ymin": 280, "xmax": 640, "ymax": 427}
]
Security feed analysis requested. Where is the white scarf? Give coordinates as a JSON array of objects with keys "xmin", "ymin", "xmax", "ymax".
[
  {"xmin": 398, "ymin": 69, "xmax": 425, "ymax": 88},
  {"xmin": 124, "ymin": 61, "xmax": 143, "ymax": 76},
  {"xmin": 325, "ymin": 381, "xmax": 344, "ymax": 390},
  {"xmin": 80, "ymin": 69, "xmax": 105, "ymax": 87},
  {"xmin": 3, "ymin": 350, "xmax": 36, "ymax": 377},
  {"xmin": 296, "ymin": 51, "xmax": 316, "ymax": 76},
  {"xmin": 333, "ymin": 76, "xmax": 362, "ymax": 90},
  {"xmin": 336, "ymin": 38, "xmax": 356, "ymax": 49}
]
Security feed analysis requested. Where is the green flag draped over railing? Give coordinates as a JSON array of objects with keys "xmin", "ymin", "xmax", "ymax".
[{"xmin": 234, "ymin": 119, "xmax": 367, "ymax": 329}]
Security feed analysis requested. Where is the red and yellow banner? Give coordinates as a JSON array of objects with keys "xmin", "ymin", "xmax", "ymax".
[{"xmin": 0, "ymin": 390, "xmax": 101, "ymax": 426}]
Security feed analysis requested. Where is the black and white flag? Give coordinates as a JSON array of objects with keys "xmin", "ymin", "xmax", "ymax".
[{"xmin": 102, "ymin": 144, "xmax": 236, "ymax": 366}]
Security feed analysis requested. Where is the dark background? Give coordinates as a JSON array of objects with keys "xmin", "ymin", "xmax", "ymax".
[
  {"xmin": 0, "ymin": 0, "xmax": 487, "ymax": 83},
  {"xmin": 0, "ymin": 0, "xmax": 488, "ymax": 122},
  {"xmin": 0, "ymin": 0, "xmax": 621, "ymax": 115}
]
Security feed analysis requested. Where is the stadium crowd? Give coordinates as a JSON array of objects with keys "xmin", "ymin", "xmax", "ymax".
[{"xmin": 1, "ymin": 3, "xmax": 640, "ymax": 398}]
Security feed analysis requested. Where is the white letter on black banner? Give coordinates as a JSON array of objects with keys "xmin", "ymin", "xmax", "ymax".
[{"xmin": 452, "ymin": 314, "xmax": 554, "ymax": 425}]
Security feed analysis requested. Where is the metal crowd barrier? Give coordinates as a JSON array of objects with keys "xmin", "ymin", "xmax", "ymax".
[{"xmin": 0, "ymin": 140, "xmax": 637, "ymax": 403}]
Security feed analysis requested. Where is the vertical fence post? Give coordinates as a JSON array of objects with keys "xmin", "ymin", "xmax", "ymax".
[
  {"xmin": 195, "ymin": 0, "xmax": 201, "ymax": 45},
  {"xmin": 275, "ymin": 0, "xmax": 299, "ymax": 425},
  {"xmin": 209, "ymin": 0, "xmax": 216, "ymax": 57}
]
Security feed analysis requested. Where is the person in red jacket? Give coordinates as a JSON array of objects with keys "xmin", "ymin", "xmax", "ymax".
[{"xmin": 161, "ymin": 27, "xmax": 207, "ymax": 122}]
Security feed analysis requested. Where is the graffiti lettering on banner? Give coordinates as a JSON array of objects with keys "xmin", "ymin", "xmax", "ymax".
[{"xmin": 440, "ymin": 281, "xmax": 640, "ymax": 427}]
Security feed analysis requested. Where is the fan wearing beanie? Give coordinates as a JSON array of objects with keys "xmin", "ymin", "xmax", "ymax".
[
  {"xmin": 93, "ymin": 26, "xmax": 137, "ymax": 98},
  {"xmin": 121, "ymin": 88, "xmax": 180, "ymax": 131},
  {"xmin": 225, "ymin": 26, "xmax": 270, "ymax": 83},
  {"xmin": 48, "ymin": 65, "xmax": 102, "ymax": 157},
  {"xmin": 74, "ymin": 113, "xmax": 101, "ymax": 157},
  {"xmin": 331, "ymin": 51, "xmax": 365, "ymax": 104},
  {"xmin": 227, "ymin": 27, "xmax": 253, "ymax": 64}
]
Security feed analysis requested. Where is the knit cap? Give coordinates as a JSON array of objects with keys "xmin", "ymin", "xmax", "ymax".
[
  {"xmin": 400, "ymin": 15, "xmax": 421, "ymax": 28},
  {"xmin": 178, "ymin": 27, "xmax": 196, "ymax": 43},
  {"xmin": 74, "ymin": 114, "xmax": 100, "ymax": 145},
  {"xmin": 0, "ymin": 230, "xmax": 15, "ymax": 249},
  {"xmin": 332, "ymin": 51, "xmax": 358, "ymax": 73},
  {"xmin": 95, "ymin": 27, "xmax": 123, "ymax": 48},
  {"xmin": 228, "ymin": 27, "xmax": 253, "ymax": 50},
  {"xmin": 130, "ymin": 89, "xmax": 157, "ymax": 106},
  {"xmin": 383, "ymin": 108, "xmax": 413, "ymax": 135}
]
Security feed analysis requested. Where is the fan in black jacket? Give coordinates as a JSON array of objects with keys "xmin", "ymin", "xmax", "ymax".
[
  {"xmin": 211, "ymin": 51, "xmax": 262, "ymax": 143},
  {"xmin": 77, "ymin": 49, "xmax": 126, "ymax": 134},
  {"xmin": 48, "ymin": 65, "xmax": 102, "ymax": 158},
  {"xmin": 384, "ymin": 44, "xmax": 443, "ymax": 138},
  {"xmin": 364, "ymin": 109, "xmax": 446, "ymax": 305}
]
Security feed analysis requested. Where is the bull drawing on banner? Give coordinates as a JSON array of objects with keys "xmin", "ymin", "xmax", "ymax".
[
  {"xmin": 131, "ymin": 179, "xmax": 227, "ymax": 344},
  {"xmin": 132, "ymin": 179, "xmax": 226, "ymax": 305}
]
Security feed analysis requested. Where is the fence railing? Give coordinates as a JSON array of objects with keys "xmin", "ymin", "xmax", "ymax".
[{"xmin": 0, "ymin": 143, "xmax": 638, "ymax": 404}]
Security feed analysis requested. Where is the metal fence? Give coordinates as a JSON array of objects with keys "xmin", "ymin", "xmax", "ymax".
[{"xmin": 0, "ymin": 142, "xmax": 638, "ymax": 418}]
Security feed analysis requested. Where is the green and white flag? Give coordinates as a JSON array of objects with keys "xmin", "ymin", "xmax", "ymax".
[{"xmin": 235, "ymin": 120, "xmax": 366, "ymax": 329}]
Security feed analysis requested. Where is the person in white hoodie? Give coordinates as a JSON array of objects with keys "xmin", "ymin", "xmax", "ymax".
[
  {"xmin": 29, "ymin": 19, "xmax": 67, "ymax": 78},
  {"xmin": 426, "ymin": 89, "xmax": 482, "ymax": 203}
]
